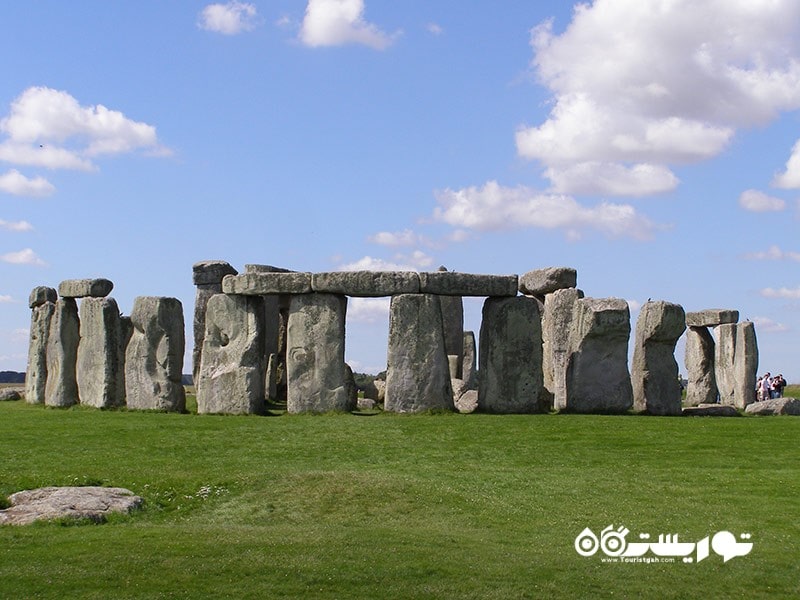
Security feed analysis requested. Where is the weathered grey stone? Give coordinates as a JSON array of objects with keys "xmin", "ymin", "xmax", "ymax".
[
  {"xmin": 0, "ymin": 389, "xmax": 22, "ymax": 401},
  {"xmin": 344, "ymin": 363, "xmax": 358, "ymax": 409},
  {"xmin": 684, "ymin": 327, "xmax": 717, "ymax": 406},
  {"xmin": 192, "ymin": 260, "xmax": 238, "ymax": 383},
  {"xmin": 28, "ymin": 286, "xmax": 57, "ymax": 309},
  {"xmin": 357, "ymin": 398, "xmax": 376, "ymax": 411},
  {"xmin": 543, "ymin": 288, "xmax": 585, "ymax": 411},
  {"xmin": 0, "ymin": 486, "xmax": 142, "ymax": 526},
  {"xmin": 196, "ymin": 294, "xmax": 266, "ymax": 415},
  {"xmin": 244, "ymin": 264, "xmax": 289, "ymax": 366},
  {"xmin": 447, "ymin": 355, "xmax": 460, "ymax": 380},
  {"xmin": 451, "ymin": 377, "xmax": 468, "ymax": 401},
  {"xmin": 76, "ymin": 297, "xmax": 125, "ymax": 409},
  {"xmin": 456, "ymin": 389, "xmax": 478, "ymax": 414},
  {"xmin": 45, "ymin": 298, "xmax": 80, "ymax": 407},
  {"xmin": 58, "ymin": 278, "xmax": 113, "ymax": 299},
  {"xmin": 373, "ymin": 378, "xmax": 386, "ymax": 403},
  {"xmin": 685, "ymin": 309, "xmax": 739, "ymax": 328},
  {"xmin": 418, "ymin": 272, "xmax": 518, "ymax": 297},
  {"xmin": 311, "ymin": 271, "xmax": 420, "ymax": 296},
  {"xmin": 223, "ymin": 272, "xmax": 312, "ymax": 295},
  {"xmin": 733, "ymin": 321, "xmax": 759, "ymax": 409},
  {"xmin": 632, "ymin": 301, "xmax": 686, "ymax": 415},
  {"xmin": 744, "ymin": 397, "xmax": 800, "ymax": 416},
  {"xmin": 564, "ymin": 298, "xmax": 633, "ymax": 413},
  {"xmin": 440, "ymin": 300, "xmax": 464, "ymax": 378},
  {"xmin": 715, "ymin": 323, "xmax": 737, "ymax": 406},
  {"xmin": 125, "ymin": 297, "xmax": 185, "ymax": 412},
  {"xmin": 385, "ymin": 294, "xmax": 454, "ymax": 413},
  {"xmin": 519, "ymin": 267, "xmax": 577, "ymax": 297},
  {"xmin": 462, "ymin": 331, "xmax": 477, "ymax": 391},
  {"xmin": 286, "ymin": 294, "xmax": 352, "ymax": 413},
  {"xmin": 478, "ymin": 296, "xmax": 544, "ymax": 413},
  {"xmin": 192, "ymin": 260, "xmax": 238, "ymax": 286},
  {"xmin": 265, "ymin": 353, "xmax": 278, "ymax": 400},
  {"xmin": 25, "ymin": 300, "xmax": 55, "ymax": 404},
  {"xmin": 682, "ymin": 404, "xmax": 740, "ymax": 417}
]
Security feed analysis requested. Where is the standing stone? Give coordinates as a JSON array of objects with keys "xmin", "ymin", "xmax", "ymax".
[
  {"xmin": 196, "ymin": 294, "xmax": 266, "ymax": 415},
  {"xmin": 564, "ymin": 298, "xmax": 633, "ymax": 413},
  {"xmin": 125, "ymin": 297, "xmax": 185, "ymax": 412},
  {"xmin": 631, "ymin": 301, "xmax": 686, "ymax": 415},
  {"xmin": 76, "ymin": 297, "xmax": 125, "ymax": 408},
  {"xmin": 542, "ymin": 288, "xmax": 585, "ymax": 411},
  {"xmin": 385, "ymin": 294, "xmax": 454, "ymax": 413},
  {"xmin": 25, "ymin": 287, "xmax": 57, "ymax": 404},
  {"xmin": 437, "ymin": 267, "xmax": 464, "ymax": 378},
  {"xmin": 192, "ymin": 260, "xmax": 238, "ymax": 385},
  {"xmin": 478, "ymin": 296, "xmax": 544, "ymax": 413},
  {"xmin": 715, "ymin": 323, "xmax": 737, "ymax": 406},
  {"xmin": 462, "ymin": 331, "xmax": 477, "ymax": 390},
  {"xmin": 733, "ymin": 321, "xmax": 758, "ymax": 409},
  {"xmin": 45, "ymin": 298, "xmax": 80, "ymax": 407},
  {"xmin": 684, "ymin": 327, "xmax": 717, "ymax": 406},
  {"xmin": 286, "ymin": 293, "xmax": 352, "ymax": 413}
]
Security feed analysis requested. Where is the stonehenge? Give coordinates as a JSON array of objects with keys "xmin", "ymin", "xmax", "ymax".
[{"xmin": 23, "ymin": 263, "xmax": 762, "ymax": 418}]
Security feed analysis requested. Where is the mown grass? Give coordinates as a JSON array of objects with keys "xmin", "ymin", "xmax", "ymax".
[{"xmin": 0, "ymin": 400, "xmax": 798, "ymax": 599}]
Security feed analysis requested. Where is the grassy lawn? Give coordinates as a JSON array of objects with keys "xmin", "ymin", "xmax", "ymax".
[{"xmin": 0, "ymin": 399, "xmax": 798, "ymax": 599}]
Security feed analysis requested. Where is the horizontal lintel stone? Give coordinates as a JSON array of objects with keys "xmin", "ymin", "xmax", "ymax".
[
  {"xmin": 192, "ymin": 260, "xmax": 238, "ymax": 285},
  {"xmin": 58, "ymin": 278, "xmax": 113, "ymax": 299},
  {"xmin": 519, "ymin": 267, "xmax": 577, "ymax": 296},
  {"xmin": 312, "ymin": 271, "xmax": 420, "ymax": 296},
  {"xmin": 685, "ymin": 309, "xmax": 739, "ymax": 328},
  {"xmin": 418, "ymin": 272, "xmax": 518, "ymax": 297},
  {"xmin": 222, "ymin": 273, "xmax": 312, "ymax": 295}
]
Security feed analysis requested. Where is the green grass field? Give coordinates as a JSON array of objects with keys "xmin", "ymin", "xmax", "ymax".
[{"xmin": 1, "ymin": 399, "xmax": 798, "ymax": 599}]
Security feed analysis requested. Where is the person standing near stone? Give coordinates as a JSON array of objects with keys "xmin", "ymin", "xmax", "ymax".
[{"xmin": 760, "ymin": 373, "xmax": 771, "ymax": 402}]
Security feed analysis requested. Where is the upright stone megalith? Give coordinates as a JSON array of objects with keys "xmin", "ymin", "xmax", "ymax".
[
  {"xmin": 286, "ymin": 293, "xmax": 352, "ymax": 413},
  {"xmin": 733, "ymin": 321, "xmax": 758, "ymax": 409},
  {"xmin": 125, "ymin": 297, "xmax": 185, "ymax": 412},
  {"xmin": 715, "ymin": 323, "xmax": 737, "ymax": 406},
  {"xmin": 684, "ymin": 326, "xmax": 717, "ymax": 406},
  {"xmin": 192, "ymin": 260, "xmax": 238, "ymax": 385},
  {"xmin": 45, "ymin": 298, "xmax": 80, "ymax": 407},
  {"xmin": 478, "ymin": 296, "xmax": 544, "ymax": 413},
  {"xmin": 631, "ymin": 301, "xmax": 686, "ymax": 415},
  {"xmin": 462, "ymin": 330, "xmax": 477, "ymax": 391},
  {"xmin": 76, "ymin": 297, "xmax": 125, "ymax": 408},
  {"xmin": 437, "ymin": 267, "xmax": 464, "ymax": 379},
  {"xmin": 564, "ymin": 298, "xmax": 632, "ymax": 413},
  {"xmin": 542, "ymin": 288, "xmax": 584, "ymax": 411},
  {"xmin": 385, "ymin": 294, "xmax": 454, "ymax": 413},
  {"xmin": 196, "ymin": 293, "xmax": 266, "ymax": 415},
  {"xmin": 26, "ymin": 286, "xmax": 57, "ymax": 404}
]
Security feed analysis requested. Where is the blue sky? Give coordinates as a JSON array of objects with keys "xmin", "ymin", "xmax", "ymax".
[{"xmin": 2, "ymin": 0, "xmax": 799, "ymax": 380}]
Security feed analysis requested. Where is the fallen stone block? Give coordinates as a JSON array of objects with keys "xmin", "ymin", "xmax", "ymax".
[
  {"xmin": 682, "ymin": 404, "xmax": 740, "ymax": 417},
  {"xmin": 0, "ymin": 389, "xmax": 22, "ymax": 401},
  {"xmin": 58, "ymin": 278, "xmax": 114, "ymax": 299},
  {"xmin": 0, "ymin": 486, "xmax": 142, "ymax": 526},
  {"xmin": 744, "ymin": 398, "xmax": 800, "ymax": 416},
  {"xmin": 418, "ymin": 272, "xmax": 518, "ymax": 297}
]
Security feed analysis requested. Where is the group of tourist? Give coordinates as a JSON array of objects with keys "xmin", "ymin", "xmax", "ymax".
[{"xmin": 757, "ymin": 372, "xmax": 786, "ymax": 401}]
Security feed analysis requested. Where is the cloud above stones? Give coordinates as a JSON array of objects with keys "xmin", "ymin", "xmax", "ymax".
[
  {"xmin": 347, "ymin": 297, "xmax": 390, "ymax": 324},
  {"xmin": 752, "ymin": 316, "xmax": 789, "ymax": 333},
  {"xmin": 0, "ymin": 248, "xmax": 46, "ymax": 266},
  {"xmin": 432, "ymin": 180, "xmax": 656, "ymax": 240},
  {"xmin": 519, "ymin": 0, "xmax": 800, "ymax": 197},
  {"xmin": 337, "ymin": 250, "xmax": 433, "ymax": 272},
  {"xmin": 738, "ymin": 189, "xmax": 786, "ymax": 212},
  {"xmin": 760, "ymin": 286, "xmax": 800, "ymax": 300},
  {"xmin": 198, "ymin": 2, "xmax": 259, "ymax": 35},
  {"xmin": 299, "ymin": 0, "xmax": 399, "ymax": 49}
]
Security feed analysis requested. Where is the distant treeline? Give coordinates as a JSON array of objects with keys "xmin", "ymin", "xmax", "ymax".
[{"xmin": 0, "ymin": 371, "xmax": 25, "ymax": 384}]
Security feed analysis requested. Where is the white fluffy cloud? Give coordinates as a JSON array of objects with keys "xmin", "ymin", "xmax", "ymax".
[
  {"xmin": 347, "ymin": 297, "xmax": 391, "ymax": 323},
  {"xmin": 432, "ymin": 180, "xmax": 656, "ymax": 240},
  {"xmin": 744, "ymin": 245, "xmax": 800, "ymax": 262},
  {"xmin": 752, "ymin": 316, "xmax": 789, "ymax": 333},
  {"xmin": 0, "ymin": 219, "xmax": 33, "ymax": 232},
  {"xmin": 0, "ymin": 248, "xmax": 46, "ymax": 266},
  {"xmin": 368, "ymin": 229, "xmax": 426, "ymax": 247},
  {"xmin": 299, "ymin": 0, "xmax": 398, "ymax": 49},
  {"xmin": 738, "ymin": 189, "xmax": 786, "ymax": 212},
  {"xmin": 0, "ymin": 87, "xmax": 169, "ymax": 171},
  {"xmin": 760, "ymin": 286, "xmax": 800, "ymax": 299},
  {"xmin": 198, "ymin": 2, "xmax": 258, "ymax": 35},
  {"xmin": 520, "ymin": 0, "xmax": 800, "ymax": 196},
  {"xmin": 0, "ymin": 169, "xmax": 54, "ymax": 197},
  {"xmin": 773, "ymin": 139, "xmax": 800, "ymax": 188},
  {"xmin": 0, "ymin": 295, "xmax": 13, "ymax": 303},
  {"xmin": 338, "ymin": 249, "xmax": 433, "ymax": 272}
]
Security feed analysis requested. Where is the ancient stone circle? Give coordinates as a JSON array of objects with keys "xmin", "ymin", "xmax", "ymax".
[{"xmin": 23, "ymin": 262, "xmax": 763, "ymax": 416}]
